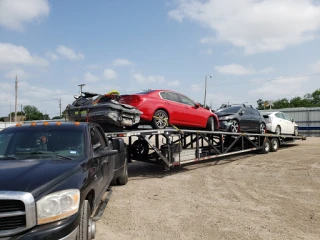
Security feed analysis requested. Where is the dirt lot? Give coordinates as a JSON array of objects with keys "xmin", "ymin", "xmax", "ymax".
[{"xmin": 96, "ymin": 137, "xmax": 320, "ymax": 240}]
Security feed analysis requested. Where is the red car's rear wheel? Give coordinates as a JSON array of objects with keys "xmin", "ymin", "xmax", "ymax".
[{"xmin": 152, "ymin": 110, "xmax": 168, "ymax": 129}]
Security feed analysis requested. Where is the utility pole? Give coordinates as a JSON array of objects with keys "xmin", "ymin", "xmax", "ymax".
[
  {"xmin": 15, "ymin": 76, "xmax": 18, "ymax": 122},
  {"xmin": 9, "ymin": 102, "xmax": 12, "ymax": 122},
  {"xmin": 59, "ymin": 98, "xmax": 62, "ymax": 117},
  {"xmin": 204, "ymin": 75, "xmax": 212, "ymax": 107}
]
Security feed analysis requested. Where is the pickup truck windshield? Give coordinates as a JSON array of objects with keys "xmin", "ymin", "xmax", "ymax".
[{"xmin": 0, "ymin": 128, "xmax": 85, "ymax": 160}]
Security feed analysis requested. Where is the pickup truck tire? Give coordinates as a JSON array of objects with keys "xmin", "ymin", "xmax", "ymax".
[
  {"xmin": 117, "ymin": 154, "xmax": 128, "ymax": 185},
  {"xmin": 77, "ymin": 200, "xmax": 94, "ymax": 240}
]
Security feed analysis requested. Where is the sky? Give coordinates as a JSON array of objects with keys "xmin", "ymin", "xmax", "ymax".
[{"xmin": 1, "ymin": 0, "xmax": 320, "ymax": 118}]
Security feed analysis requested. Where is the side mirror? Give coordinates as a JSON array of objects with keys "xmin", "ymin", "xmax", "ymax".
[
  {"xmin": 291, "ymin": 119, "xmax": 294, "ymax": 123},
  {"xmin": 239, "ymin": 111, "xmax": 244, "ymax": 116},
  {"xmin": 195, "ymin": 103, "xmax": 200, "ymax": 108},
  {"xmin": 94, "ymin": 149, "xmax": 118, "ymax": 158}
]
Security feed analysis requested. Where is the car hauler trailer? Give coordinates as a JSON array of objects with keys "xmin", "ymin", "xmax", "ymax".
[{"xmin": 106, "ymin": 129, "xmax": 306, "ymax": 170}]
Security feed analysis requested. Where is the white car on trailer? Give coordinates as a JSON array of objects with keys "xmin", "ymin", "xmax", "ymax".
[{"xmin": 262, "ymin": 111, "xmax": 299, "ymax": 136}]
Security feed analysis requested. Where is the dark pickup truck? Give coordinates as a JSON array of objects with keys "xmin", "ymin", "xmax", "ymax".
[{"xmin": 0, "ymin": 121, "xmax": 128, "ymax": 240}]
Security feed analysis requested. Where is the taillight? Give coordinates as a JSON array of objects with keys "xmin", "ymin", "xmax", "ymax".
[{"xmin": 119, "ymin": 95, "xmax": 142, "ymax": 104}]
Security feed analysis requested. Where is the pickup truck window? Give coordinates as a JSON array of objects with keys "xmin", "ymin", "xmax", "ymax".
[
  {"xmin": 90, "ymin": 128, "xmax": 106, "ymax": 152},
  {"xmin": 0, "ymin": 128, "xmax": 85, "ymax": 160}
]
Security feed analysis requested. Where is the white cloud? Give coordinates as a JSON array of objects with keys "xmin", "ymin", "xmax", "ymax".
[
  {"xmin": 169, "ymin": 0, "xmax": 320, "ymax": 54},
  {"xmin": 260, "ymin": 67, "xmax": 275, "ymax": 74},
  {"xmin": 0, "ymin": 43, "xmax": 48, "ymax": 66},
  {"xmin": 249, "ymin": 76, "xmax": 310, "ymax": 99},
  {"xmin": 133, "ymin": 73, "xmax": 166, "ymax": 84},
  {"xmin": 104, "ymin": 68, "xmax": 117, "ymax": 79},
  {"xmin": 0, "ymin": 0, "xmax": 50, "ymax": 31},
  {"xmin": 5, "ymin": 68, "xmax": 30, "ymax": 80},
  {"xmin": 112, "ymin": 58, "xmax": 133, "ymax": 67},
  {"xmin": 215, "ymin": 64, "xmax": 255, "ymax": 75},
  {"xmin": 86, "ymin": 64, "xmax": 100, "ymax": 69},
  {"xmin": 310, "ymin": 60, "xmax": 320, "ymax": 73},
  {"xmin": 191, "ymin": 83, "xmax": 203, "ymax": 92},
  {"xmin": 168, "ymin": 80, "xmax": 180, "ymax": 87},
  {"xmin": 84, "ymin": 72, "xmax": 99, "ymax": 82},
  {"xmin": 45, "ymin": 51, "xmax": 58, "ymax": 61},
  {"xmin": 56, "ymin": 45, "xmax": 85, "ymax": 61},
  {"xmin": 206, "ymin": 48, "xmax": 213, "ymax": 55}
]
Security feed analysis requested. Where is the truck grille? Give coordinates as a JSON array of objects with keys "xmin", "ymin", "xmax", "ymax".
[
  {"xmin": 0, "ymin": 200, "xmax": 26, "ymax": 231},
  {"xmin": 0, "ymin": 192, "xmax": 36, "ymax": 238}
]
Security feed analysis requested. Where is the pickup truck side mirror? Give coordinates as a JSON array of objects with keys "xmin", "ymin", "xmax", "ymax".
[{"xmin": 94, "ymin": 149, "xmax": 118, "ymax": 158}]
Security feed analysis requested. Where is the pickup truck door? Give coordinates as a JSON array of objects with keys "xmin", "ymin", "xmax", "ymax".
[{"xmin": 90, "ymin": 127, "xmax": 111, "ymax": 194}]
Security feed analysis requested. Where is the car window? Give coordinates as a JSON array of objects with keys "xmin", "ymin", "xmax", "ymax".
[
  {"xmin": 160, "ymin": 92, "xmax": 167, "ymax": 99},
  {"xmin": 251, "ymin": 108, "xmax": 262, "ymax": 116},
  {"xmin": 165, "ymin": 92, "xmax": 180, "ymax": 103},
  {"xmin": 90, "ymin": 128, "xmax": 106, "ymax": 152},
  {"xmin": 282, "ymin": 113, "xmax": 292, "ymax": 121},
  {"xmin": 178, "ymin": 94, "xmax": 195, "ymax": 106},
  {"xmin": 275, "ymin": 113, "xmax": 283, "ymax": 119},
  {"xmin": 217, "ymin": 106, "xmax": 241, "ymax": 113}
]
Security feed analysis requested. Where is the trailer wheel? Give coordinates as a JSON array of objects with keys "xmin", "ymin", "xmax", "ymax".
[
  {"xmin": 206, "ymin": 117, "xmax": 215, "ymax": 131},
  {"xmin": 270, "ymin": 138, "xmax": 279, "ymax": 152},
  {"xmin": 130, "ymin": 139, "xmax": 149, "ymax": 158},
  {"xmin": 260, "ymin": 138, "xmax": 271, "ymax": 154},
  {"xmin": 77, "ymin": 200, "xmax": 95, "ymax": 240}
]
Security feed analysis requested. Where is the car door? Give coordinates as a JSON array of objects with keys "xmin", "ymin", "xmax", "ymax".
[
  {"xmin": 251, "ymin": 108, "xmax": 263, "ymax": 132},
  {"xmin": 178, "ymin": 94, "xmax": 206, "ymax": 127},
  {"xmin": 89, "ymin": 127, "xmax": 111, "ymax": 195},
  {"xmin": 161, "ymin": 91, "xmax": 186, "ymax": 125},
  {"xmin": 238, "ymin": 107, "xmax": 252, "ymax": 131},
  {"xmin": 275, "ymin": 112, "xmax": 288, "ymax": 134},
  {"xmin": 282, "ymin": 113, "xmax": 295, "ymax": 134}
]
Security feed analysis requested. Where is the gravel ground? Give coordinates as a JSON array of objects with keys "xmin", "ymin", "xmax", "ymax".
[{"xmin": 95, "ymin": 137, "xmax": 320, "ymax": 240}]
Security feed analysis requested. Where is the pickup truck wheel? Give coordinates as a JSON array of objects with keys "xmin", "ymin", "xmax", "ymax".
[
  {"xmin": 77, "ymin": 200, "xmax": 95, "ymax": 240},
  {"xmin": 117, "ymin": 154, "xmax": 128, "ymax": 185}
]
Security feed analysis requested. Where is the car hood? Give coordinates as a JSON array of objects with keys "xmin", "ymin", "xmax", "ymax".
[
  {"xmin": 215, "ymin": 112, "xmax": 236, "ymax": 118},
  {"xmin": 0, "ymin": 159, "xmax": 82, "ymax": 196}
]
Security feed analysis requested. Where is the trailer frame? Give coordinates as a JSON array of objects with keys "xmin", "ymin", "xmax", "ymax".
[{"xmin": 106, "ymin": 129, "xmax": 306, "ymax": 170}]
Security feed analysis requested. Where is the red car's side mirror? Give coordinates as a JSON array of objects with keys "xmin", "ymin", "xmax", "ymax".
[{"xmin": 195, "ymin": 103, "xmax": 200, "ymax": 108}]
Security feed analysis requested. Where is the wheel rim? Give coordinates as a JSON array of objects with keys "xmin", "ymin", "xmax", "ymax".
[
  {"xmin": 276, "ymin": 126, "xmax": 280, "ymax": 135},
  {"xmin": 260, "ymin": 124, "xmax": 266, "ymax": 134},
  {"xmin": 272, "ymin": 140, "xmax": 278, "ymax": 150},
  {"xmin": 265, "ymin": 141, "xmax": 270, "ymax": 151},
  {"xmin": 294, "ymin": 128, "xmax": 298, "ymax": 136},
  {"xmin": 211, "ymin": 119, "xmax": 214, "ymax": 131},
  {"xmin": 231, "ymin": 120, "xmax": 238, "ymax": 132},
  {"xmin": 155, "ymin": 111, "xmax": 167, "ymax": 128}
]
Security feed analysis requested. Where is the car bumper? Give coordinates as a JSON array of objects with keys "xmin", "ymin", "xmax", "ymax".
[
  {"xmin": 265, "ymin": 123, "xmax": 274, "ymax": 133},
  {"xmin": 6, "ymin": 212, "xmax": 80, "ymax": 240},
  {"xmin": 218, "ymin": 120, "xmax": 232, "ymax": 131}
]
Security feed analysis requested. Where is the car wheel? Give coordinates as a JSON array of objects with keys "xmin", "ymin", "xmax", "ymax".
[
  {"xmin": 294, "ymin": 127, "xmax": 298, "ymax": 136},
  {"xmin": 259, "ymin": 123, "xmax": 266, "ymax": 134},
  {"xmin": 130, "ymin": 139, "xmax": 149, "ymax": 158},
  {"xmin": 117, "ymin": 152, "xmax": 128, "ymax": 185},
  {"xmin": 77, "ymin": 200, "xmax": 95, "ymax": 240},
  {"xmin": 230, "ymin": 120, "xmax": 239, "ymax": 133},
  {"xmin": 270, "ymin": 138, "xmax": 279, "ymax": 152},
  {"xmin": 206, "ymin": 117, "xmax": 215, "ymax": 131},
  {"xmin": 275, "ymin": 125, "xmax": 281, "ymax": 135},
  {"xmin": 152, "ymin": 110, "xmax": 168, "ymax": 129}
]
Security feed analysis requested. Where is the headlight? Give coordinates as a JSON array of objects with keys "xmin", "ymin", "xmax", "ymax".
[
  {"xmin": 218, "ymin": 116, "xmax": 229, "ymax": 121},
  {"xmin": 36, "ymin": 189, "xmax": 80, "ymax": 225}
]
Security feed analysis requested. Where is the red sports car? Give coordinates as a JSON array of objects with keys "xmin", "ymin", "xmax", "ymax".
[{"xmin": 119, "ymin": 90, "xmax": 219, "ymax": 130}]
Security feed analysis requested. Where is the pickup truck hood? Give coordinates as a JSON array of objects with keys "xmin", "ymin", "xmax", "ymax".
[{"xmin": 0, "ymin": 159, "xmax": 82, "ymax": 195}]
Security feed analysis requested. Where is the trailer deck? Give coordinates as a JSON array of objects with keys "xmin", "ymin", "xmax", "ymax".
[{"xmin": 106, "ymin": 129, "xmax": 306, "ymax": 170}]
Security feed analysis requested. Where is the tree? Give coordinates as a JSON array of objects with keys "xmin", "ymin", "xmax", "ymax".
[
  {"xmin": 257, "ymin": 99, "xmax": 264, "ymax": 110},
  {"xmin": 311, "ymin": 89, "xmax": 320, "ymax": 105},
  {"xmin": 23, "ymin": 105, "xmax": 43, "ymax": 120}
]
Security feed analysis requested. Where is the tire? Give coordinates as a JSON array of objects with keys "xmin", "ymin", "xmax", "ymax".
[
  {"xmin": 294, "ymin": 127, "xmax": 298, "ymax": 136},
  {"xmin": 130, "ymin": 139, "xmax": 149, "ymax": 158},
  {"xmin": 275, "ymin": 125, "xmax": 281, "ymax": 135},
  {"xmin": 230, "ymin": 120, "xmax": 239, "ymax": 133},
  {"xmin": 260, "ymin": 138, "xmax": 271, "ymax": 154},
  {"xmin": 270, "ymin": 138, "xmax": 279, "ymax": 152},
  {"xmin": 206, "ymin": 117, "xmax": 215, "ymax": 131},
  {"xmin": 77, "ymin": 200, "xmax": 94, "ymax": 240},
  {"xmin": 152, "ymin": 110, "xmax": 168, "ymax": 129},
  {"xmin": 117, "ymin": 153, "xmax": 128, "ymax": 185},
  {"xmin": 259, "ymin": 123, "xmax": 266, "ymax": 134}
]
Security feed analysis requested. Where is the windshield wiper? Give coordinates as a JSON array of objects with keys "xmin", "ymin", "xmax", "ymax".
[
  {"xmin": 55, "ymin": 154, "xmax": 74, "ymax": 160},
  {"xmin": 0, "ymin": 155, "xmax": 18, "ymax": 160}
]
